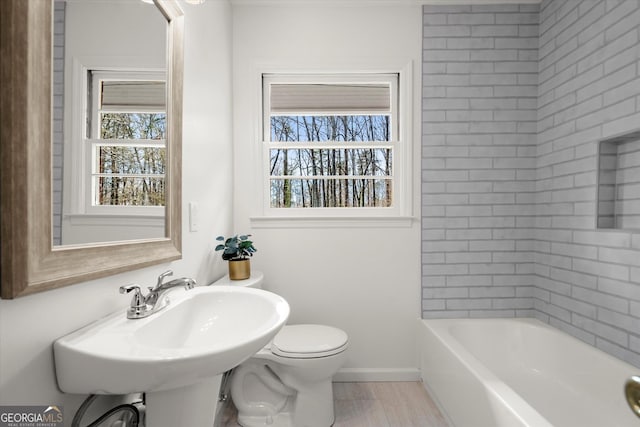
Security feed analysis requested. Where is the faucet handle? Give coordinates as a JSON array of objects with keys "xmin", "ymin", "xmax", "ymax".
[
  {"xmin": 119, "ymin": 285, "xmax": 148, "ymax": 318},
  {"xmin": 119, "ymin": 284, "xmax": 141, "ymax": 295},
  {"xmin": 156, "ymin": 270, "xmax": 174, "ymax": 288},
  {"xmin": 119, "ymin": 285, "xmax": 145, "ymax": 308}
]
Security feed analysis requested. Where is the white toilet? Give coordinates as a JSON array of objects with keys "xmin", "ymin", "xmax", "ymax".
[{"xmin": 213, "ymin": 272, "xmax": 348, "ymax": 427}]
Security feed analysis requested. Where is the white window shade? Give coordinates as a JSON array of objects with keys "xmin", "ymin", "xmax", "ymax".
[
  {"xmin": 100, "ymin": 80, "xmax": 166, "ymax": 111},
  {"xmin": 270, "ymin": 83, "xmax": 391, "ymax": 114}
]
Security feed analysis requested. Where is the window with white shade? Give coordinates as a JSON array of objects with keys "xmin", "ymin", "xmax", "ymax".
[
  {"xmin": 86, "ymin": 70, "xmax": 166, "ymax": 213},
  {"xmin": 262, "ymin": 73, "xmax": 407, "ymax": 217}
]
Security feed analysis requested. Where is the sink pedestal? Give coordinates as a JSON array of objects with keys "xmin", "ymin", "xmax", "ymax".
[{"xmin": 145, "ymin": 375, "xmax": 222, "ymax": 427}]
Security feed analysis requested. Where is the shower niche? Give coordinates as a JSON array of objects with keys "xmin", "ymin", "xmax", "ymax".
[{"xmin": 597, "ymin": 130, "xmax": 640, "ymax": 231}]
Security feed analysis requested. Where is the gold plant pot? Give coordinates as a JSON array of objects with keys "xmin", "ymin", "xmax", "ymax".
[{"xmin": 228, "ymin": 259, "xmax": 250, "ymax": 280}]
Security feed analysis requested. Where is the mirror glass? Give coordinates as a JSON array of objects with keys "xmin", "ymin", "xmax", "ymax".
[{"xmin": 53, "ymin": 0, "xmax": 168, "ymax": 246}]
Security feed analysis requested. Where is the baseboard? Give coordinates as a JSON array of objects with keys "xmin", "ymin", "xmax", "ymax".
[{"xmin": 333, "ymin": 367, "xmax": 421, "ymax": 382}]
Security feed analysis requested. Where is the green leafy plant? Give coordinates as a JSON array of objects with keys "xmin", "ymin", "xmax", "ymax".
[{"xmin": 215, "ymin": 234, "xmax": 257, "ymax": 261}]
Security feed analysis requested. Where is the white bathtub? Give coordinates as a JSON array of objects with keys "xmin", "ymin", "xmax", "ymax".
[{"xmin": 418, "ymin": 318, "xmax": 639, "ymax": 427}]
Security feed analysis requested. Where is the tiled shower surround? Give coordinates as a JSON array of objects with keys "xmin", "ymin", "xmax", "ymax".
[
  {"xmin": 421, "ymin": 0, "xmax": 640, "ymax": 366},
  {"xmin": 53, "ymin": 0, "xmax": 65, "ymax": 245}
]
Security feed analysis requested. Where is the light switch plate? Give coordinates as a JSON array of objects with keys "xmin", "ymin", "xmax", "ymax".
[{"xmin": 189, "ymin": 202, "xmax": 198, "ymax": 232}]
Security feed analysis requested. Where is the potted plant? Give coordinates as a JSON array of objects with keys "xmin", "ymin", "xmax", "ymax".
[{"xmin": 215, "ymin": 234, "xmax": 257, "ymax": 280}]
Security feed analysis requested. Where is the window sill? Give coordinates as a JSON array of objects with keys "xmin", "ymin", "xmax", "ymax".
[
  {"xmin": 64, "ymin": 213, "xmax": 164, "ymax": 227},
  {"xmin": 250, "ymin": 215, "xmax": 415, "ymax": 229}
]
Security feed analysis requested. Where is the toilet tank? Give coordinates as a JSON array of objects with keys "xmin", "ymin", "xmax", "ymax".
[{"xmin": 211, "ymin": 270, "xmax": 264, "ymax": 289}]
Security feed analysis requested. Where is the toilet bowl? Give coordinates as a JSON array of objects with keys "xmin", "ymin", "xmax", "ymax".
[{"xmin": 212, "ymin": 272, "xmax": 348, "ymax": 427}]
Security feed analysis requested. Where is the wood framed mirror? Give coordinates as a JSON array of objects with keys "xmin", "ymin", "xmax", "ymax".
[{"xmin": 0, "ymin": 0, "xmax": 184, "ymax": 298}]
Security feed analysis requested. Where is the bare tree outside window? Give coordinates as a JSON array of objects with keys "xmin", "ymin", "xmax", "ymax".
[
  {"xmin": 269, "ymin": 115, "xmax": 393, "ymax": 208},
  {"xmin": 97, "ymin": 112, "xmax": 166, "ymax": 206}
]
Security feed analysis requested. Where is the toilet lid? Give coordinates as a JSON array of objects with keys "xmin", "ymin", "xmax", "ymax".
[{"xmin": 272, "ymin": 324, "xmax": 348, "ymax": 359}]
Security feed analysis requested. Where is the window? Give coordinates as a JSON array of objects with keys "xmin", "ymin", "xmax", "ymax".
[
  {"xmin": 86, "ymin": 70, "xmax": 166, "ymax": 213},
  {"xmin": 262, "ymin": 73, "xmax": 406, "ymax": 217}
]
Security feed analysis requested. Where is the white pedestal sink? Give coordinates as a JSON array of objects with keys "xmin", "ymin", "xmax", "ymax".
[{"xmin": 54, "ymin": 285, "xmax": 289, "ymax": 427}]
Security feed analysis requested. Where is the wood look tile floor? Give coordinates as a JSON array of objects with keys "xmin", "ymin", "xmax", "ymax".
[{"xmin": 220, "ymin": 381, "xmax": 450, "ymax": 427}]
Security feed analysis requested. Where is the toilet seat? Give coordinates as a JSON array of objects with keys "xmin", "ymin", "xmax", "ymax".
[{"xmin": 271, "ymin": 324, "xmax": 348, "ymax": 359}]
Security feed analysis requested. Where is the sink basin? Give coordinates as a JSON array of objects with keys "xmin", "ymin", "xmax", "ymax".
[{"xmin": 54, "ymin": 285, "xmax": 290, "ymax": 395}]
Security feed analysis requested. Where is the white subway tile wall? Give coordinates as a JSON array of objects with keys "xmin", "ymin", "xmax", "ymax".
[
  {"xmin": 53, "ymin": 0, "xmax": 65, "ymax": 246},
  {"xmin": 422, "ymin": 3, "xmax": 539, "ymax": 319},
  {"xmin": 535, "ymin": 0, "xmax": 640, "ymax": 365},
  {"xmin": 422, "ymin": 0, "xmax": 640, "ymax": 366}
]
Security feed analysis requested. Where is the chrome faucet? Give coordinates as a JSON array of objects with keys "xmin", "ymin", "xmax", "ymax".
[{"xmin": 119, "ymin": 270, "xmax": 196, "ymax": 319}]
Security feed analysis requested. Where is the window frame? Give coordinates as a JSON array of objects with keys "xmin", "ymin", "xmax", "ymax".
[
  {"xmin": 77, "ymin": 68, "xmax": 167, "ymax": 217},
  {"xmin": 259, "ymin": 72, "xmax": 411, "ymax": 220}
]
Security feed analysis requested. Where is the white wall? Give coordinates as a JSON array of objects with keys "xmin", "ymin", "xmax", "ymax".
[
  {"xmin": 232, "ymin": 2, "xmax": 423, "ymax": 380},
  {"xmin": 0, "ymin": 1, "xmax": 234, "ymax": 424}
]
